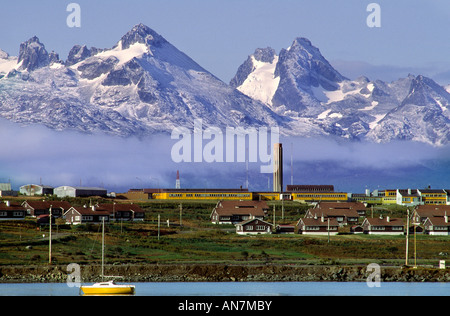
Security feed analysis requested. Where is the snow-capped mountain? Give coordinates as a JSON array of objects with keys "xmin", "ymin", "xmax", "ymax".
[
  {"xmin": 2, "ymin": 24, "xmax": 450, "ymax": 146},
  {"xmin": 232, "ymin": 37, "xmax": 450, "ymax": 145},
  {"xmin": 0, "ymin": 23, "xmax": 284, "ymax": 136}
]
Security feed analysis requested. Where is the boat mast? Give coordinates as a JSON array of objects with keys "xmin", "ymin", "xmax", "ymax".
[{"xmin": 101, "ymin": 217, "xmax": 105, "ymax": 280}]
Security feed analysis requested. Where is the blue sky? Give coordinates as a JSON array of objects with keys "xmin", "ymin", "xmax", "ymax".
[{"xmin": 2, "ymin": 0, "xmax": 450, "ymax": 84}]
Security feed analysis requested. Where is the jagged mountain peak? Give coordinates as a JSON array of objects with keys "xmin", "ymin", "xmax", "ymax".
[
  {"xmin": 119, "ymin": 23, "xmax": 167, "ymax": 50},
  {"xmin": 253, "ymin": 47, "xmax": 277, "ymax": 63},
  {"xmin": 276, "ymin": 36, "xmax": 347, "ymax": 85},
  {"xmin": 18, "ymin": 36, "xmax": 50, "ymax": 71}
]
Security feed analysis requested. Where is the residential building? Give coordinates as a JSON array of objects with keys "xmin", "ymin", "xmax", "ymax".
[
  {"xmin": 22, "ymin": 200, "xmax": 71, "ymax": 218},
  {"xmin": 418, "ymin": 189, "xmax": 447, "ymax": 205},
  {"xmin": 96, "ymin": 203, "xmax": 145, "ymax": 221},
  {"xmin": 210, "ymin": 200, "xmax": 268, "ymax": 224},
  {"xmin": 305, "ymin": 208, "xmax": 359, "ymax": 226},
  {"xmin": 304, "ymin": 201, "xmax": 366, "ymax": 226},
  {"xmin": 0, "ymin": 201, "xmax": 26, "ymax": 220},
  {"xmin": 236, "ymin": 218, "xmax": 273, "ymax": 235},
  {"xmin": 64, "ymin": 206, "xmax": 110, "ymax": 225},
  {"xmin": 423, "ymin": 215, "xmax": 450, "ymax": 235},
  {"xmin": 396, "ymin": 189, "xmax": 421, "ymax": 206},
  {"xmin": 381, "ymin": 189, "xmax": 398, "ymax": 205},
  {"xmin": 361, "ymin": 216, "xmax": 404, "ymax": 235},
  {"xmin": 297, "ymin": 215, "xmax": 339, "ymax": 235},
  {"xmin": 412, "ymin": 205, "xmax": 450, "ymax": 224}
]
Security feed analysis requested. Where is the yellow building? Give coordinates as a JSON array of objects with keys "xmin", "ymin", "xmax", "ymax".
[
  {"xmin": 131, "ymin": 189, "xmax": 253, "ymax": 201},
  {"xmin": 418, "ymin": 189, "xmax": 447, "ymax": 205},
  {"xmin": 292, "ymin": 192, "xmax": 348, "ymax": 203},
  {"xmin": 377, "ymin": 189, "xmax": 398, "ymax": 205}
]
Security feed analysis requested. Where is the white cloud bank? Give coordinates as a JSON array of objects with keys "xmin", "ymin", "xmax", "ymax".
[{"xmin": 1, "ymin": 119, "xmax": 449, "ymax": 193}]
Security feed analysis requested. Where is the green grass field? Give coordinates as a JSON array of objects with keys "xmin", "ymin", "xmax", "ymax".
[{"xmin": 1, "ymin": 199, "xmax": 449, "ymax": 267}]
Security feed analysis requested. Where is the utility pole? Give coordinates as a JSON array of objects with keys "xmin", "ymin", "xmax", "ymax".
[
  {"xmin": 327, "ymin": 218, "xmax": 330, "ymax": 244},
  {"xmin": 414, "ymin": 218, "xmax": 417, "ymax": 268},
  {"xmin": 179, "ymin": 203, "xmax": 183, "ymax": 227},
  {"xmin": 49, "ymin": 205, "xmax": 52, "ymax": 265},
  {"xmin": 273, "ymin": 205, "xmax": 276, "ymax": 232},
  {"xmin": 158, "ymin": 214, "xmax": 160, "ymax": 241},
  {"xmin": 405, "ymin": 208, "xmax": 410, "ymax": 266}
]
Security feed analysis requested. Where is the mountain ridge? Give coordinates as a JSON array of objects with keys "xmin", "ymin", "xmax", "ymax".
[
  {"xmin": 232, "ymin": 38, "xmax": 450, "ymax": 146},
  {"xmin": 1, "ymin": 23, "xmax": 450, "ymax": 146},
  {"xmin": 0, "ymin": 23, "xmax": 285, "ymax": 137}
]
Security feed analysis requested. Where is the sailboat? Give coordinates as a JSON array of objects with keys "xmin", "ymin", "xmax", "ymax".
[{"xmin": 80, "ymin": 218, "xmax": 135, "ymax": 295}]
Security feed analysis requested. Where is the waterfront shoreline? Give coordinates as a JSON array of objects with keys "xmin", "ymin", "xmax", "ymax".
[{"xmin": 1, "ymin": 264, "xmax": 449, "ymax": 283}]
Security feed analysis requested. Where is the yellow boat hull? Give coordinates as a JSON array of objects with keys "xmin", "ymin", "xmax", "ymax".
[{"xmin": 81, "ymin": 281, "xmax": 135, "ymax": 295}]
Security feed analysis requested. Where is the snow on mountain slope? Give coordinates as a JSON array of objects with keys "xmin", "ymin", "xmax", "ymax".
[
  {"xmin": 0, "ymin": 55, "xmax": 17, "ymax": 77},
  {"xmin": 231, "ymin": 47, "xmax": 280, "ymax": 106}
]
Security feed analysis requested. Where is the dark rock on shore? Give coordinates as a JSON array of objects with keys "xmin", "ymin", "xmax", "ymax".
[{"xmin": 1, "ymin": 264, "xmax": 449, "ymax": 283}]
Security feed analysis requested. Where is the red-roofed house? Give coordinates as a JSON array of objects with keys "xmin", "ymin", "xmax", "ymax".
[
  {"xmin": 362, "ymin": 216, "xmax": 404, "ymax": 235},
  {"xmin": 64, "ymin": 206, "xmax": 110, "ymax": 225},
  {"xmin": 0, "ymin": 201, "xmax": 26, "ymax": 221},
  {"xmin": 413, "ymin": 205, "xmax": 450, "ymax": 224},
  {"xmin": 424, "ymin": 215, "xmax": 450, "ymax": 235},
  {"xmin": 210, "ymin": 200, "xmax": 268, "ymax": 224},
  {"xmin": 96, "ymin": 203, "xmax": 145, "ymax": 222},
  {"xmin": 236, "ymin": 218, "xmax": 273, "ymax": 235},
  {"xmin": 297, "ymin": 215, "xmax": 339, "ymax": 235},
  {"xmin": 22, "ymin": 200, "xmax": 72, "ymax": 218}
]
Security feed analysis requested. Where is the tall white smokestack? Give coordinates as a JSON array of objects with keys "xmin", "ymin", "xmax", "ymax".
[{"xmin": 273, "ymin": 143, "xmax": 283, "ymax": 193}]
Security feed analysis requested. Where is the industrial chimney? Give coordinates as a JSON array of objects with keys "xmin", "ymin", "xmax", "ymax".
[{"xmin": 273, "ymin": 143, "xmax": 283, "ymax": 193}]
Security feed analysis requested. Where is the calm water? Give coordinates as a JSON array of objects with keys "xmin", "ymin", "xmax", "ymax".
[{"xmin": 0, "ymin": 282, "xmax": 449, "ymax": 296}]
